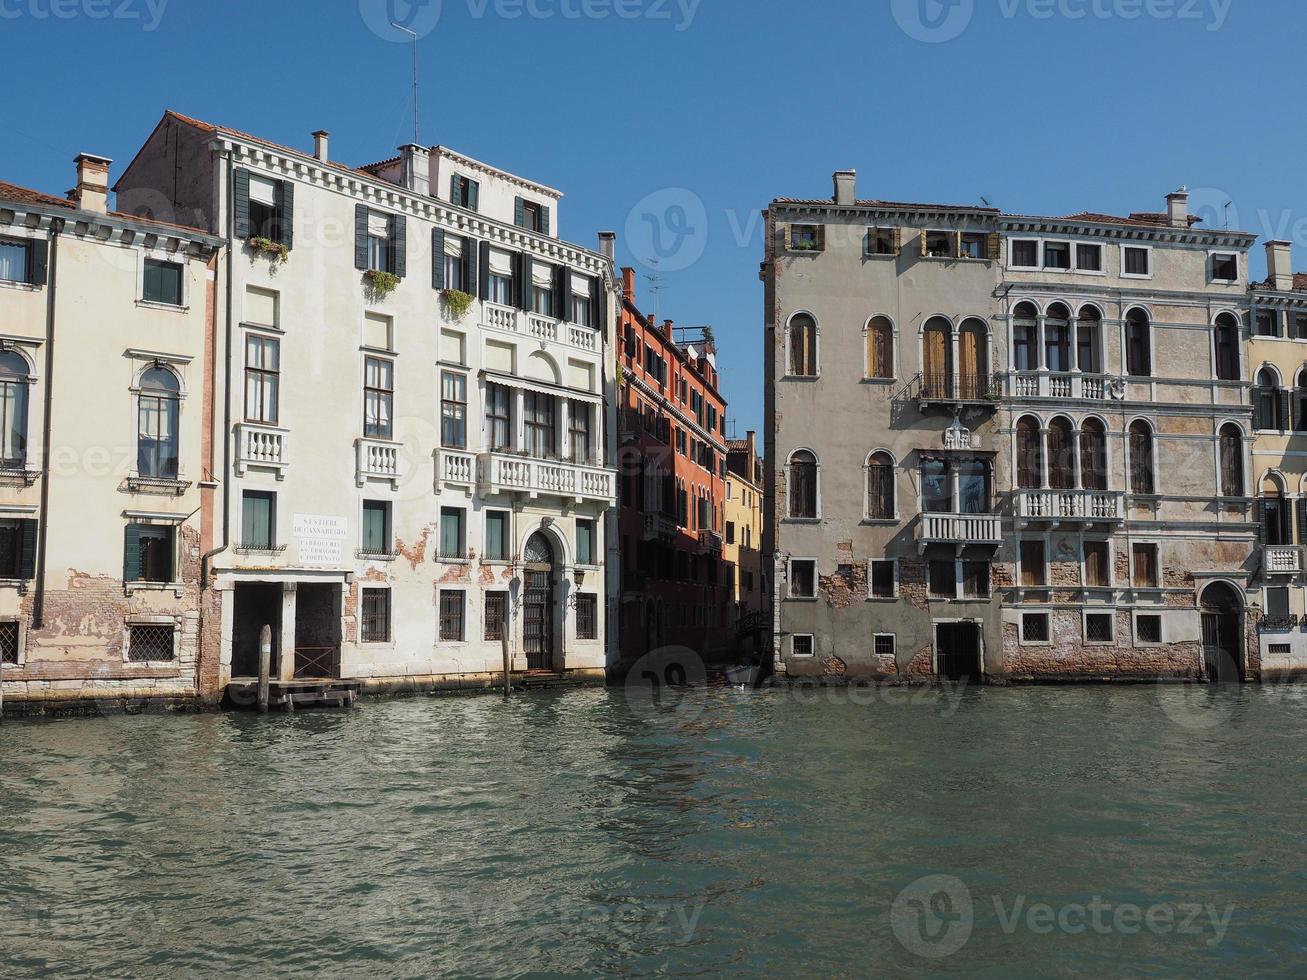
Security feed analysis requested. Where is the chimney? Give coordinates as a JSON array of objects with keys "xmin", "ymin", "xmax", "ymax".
[
  {"xmin": 621, "ymin": 266, "xmax": 636, "ymax": 302},
  {"xmin": 833, "ymin": 169, "xmax": 857, "ymax": 207},
  {"xmin": 400, "ymin": 144, "xmax": 430, "ymax": 196},
  {"xmin": 1166, "ymin": 186, "xmax": 1189, "ymax": 228},
  {"xmin": 312, "ymin": 130, "xmax": 330, "ymax": 162},
  {"xmin": 1267, "ymin": 240, "xmax": 1294, "ymax": 292},
  {"xmin": 598, "ymin": 231, "xmax": 616, "ymax": 263},
  {"xmin": 73, "ymin": 153, "xmax": 111, "ymax": 213}
]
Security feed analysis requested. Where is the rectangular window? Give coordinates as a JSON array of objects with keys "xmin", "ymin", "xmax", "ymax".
[
  {"xmin": 1011, "ymin": 239, "xmax": 1039, "ymax": 267},
  {"xmin": 962, "ymin": 560, "xmax": 989, "ymax": 598},
  {"xmin": 244, "ymin": 335, "xmax": 280, "ymax": 424},
  {"xmin": 1123, "ymin": 246, "xmax": 1151, "ymax": 277},
  {"xmin": 0, "ymin": 620, "xmax": 18, "ymax": 665},
  {"xmin": 532, "ymin": 283, "xmax": 553, "ymax": 316},
  {"xmin": 439, "ymin": 590, "xmax": 464, "ymax": 641},
  {"xmin": 127, "ymin": 624, "xmax": 175, "ymax": 662},
  {"xmin": 1211, "ymin": 253, "xmax": 1238, "ymax": 282},
  {"xmin": 790, "ymin": 225, "xmax": 821, "ymax": 250},
  {"xmin": 959, "ymin": 232, "xmax": 987, "ymax": 259},
  {"xmin": 1043, "ymin": 241, "xmax": 1071, "ymax": 270},
  {"xmin": 571, "ymin": 291, "xmax": 592, "ymax": 327},
  {"xmin": 1086, "ymin": 613, "xmax": 1114, "ymax": 644},
  {"xmin": 1267, "ymin": 586, "xmax": 1291, "ymax": 621},
  {"xmin": 241, "ymin": 490, "xmax": 275, "ymax": 550},
  {"xmin": 484, "ymin": 591, "xmax": 507, "ymax": 641},
  {"xmin": 726, "ymin": 521, "xmax": 736, "ymax": 545},
  {"xmin": 520, "ymin": 200, "xmax": 545, "ymax": 234},
  {"xmin": 1084, "ymin": 541, "xmax": 1110, "ymax": 587},
  {"xmin": 444, "ymin": 251, "xmax": 464, "ymax": 291},
  {"xmin": 929, "ymin": 560, "xmax": 956, "ymax": 599},
  {"xmin": 364, "ymin": 356, "xmax": 394, "ymax": 439},
  {"xmin": 451, "ymin": 174, "xmax": 479, "ymax": 211},
  {"xmin": 484, "ymin": 511, "xmax": 509, "ymax": 561},
  {"xmin": 576, "ymin": 519, "xmax": 595, "ymax": 566},
  {"xmin": 867, "ymin": 228, "xmax": 896, "ymax": 255},
  {"xmin": 0, "ymin": 238, "xmax": 30, "ymax": 283},
  {"xmin": 367, "ymin": 212, "xmax": 391, "ymax": 272},
  {"xmin": 440, "ymin": 507, "xmax": 466, "ymax": 560},
  {"xmin": 490, "ymin": 270, "xmax": 513, "ymax": 305},
  {"xmin": 361, "ymin": 500, "xmax": 391, "ymax": 556},
  {"xmin": 870, "ymin": 559, "xmax": 896, "ymax": 599},
  {"xmin": 873, "ymin": 634, "xmax": 895, "ymax": 659},
  {"xmin": 1076, "ymin": 243, "xmax": 1103, "ymax": 271},
  {"xmin": 143, "ymin": 259, "xmax": 183, "ymax": 306},
  {"xmin": 486, "ymin": 383, "xmax": 512, "ymax": 451},
  {"xmin": 1136, "ymin": 614, "xmax": 1162, "ymax": 645},
  {"xmin": 789, "ymin": 559, "xmax": 816, "ymax": 598},
  {"xmin": 792, "ymin": 634, "xmax": 814, "ymax": 657},
  {"xmin": 130, "ymin": 524, "xmax": 175, "ymax": 584},
  {"xmin": 247, "ymin": 175, "xmax": 284, "ymax": 242},
  {"xmin": 1022, "ymin": 613, "xmax": 1050, "ymax": 643},
  {"xmin": 440, "ymin": 371, "xmax": 467, "ymax": 448},
  {"xmin": 524, "ymin": 391, "xmax": 556, "ymax": 458},
  {"xmin": 0, "ymin": 520, "xmax": 30, "ymax": 579},
  {"xmin": 569, "ymin": 400, "xmax": 592, "ymax": 464},
  {"xmin": 924, "ymin": 231, "xmax": 954, "ymax": 257},
  {"xmin": 1132, "ymin": 543, "xmax": 1159, "ymax": 588},
  {"xmin": 576, "ymin": 594, "xmax": 598, "ymax": 640},
  {"xmin": 361, "ymin": 588, "xmax": 390, "ymax": 642},
  {"xmin": 1020, "ymin": 540, "xmax": 1046, "ymax": 588}
]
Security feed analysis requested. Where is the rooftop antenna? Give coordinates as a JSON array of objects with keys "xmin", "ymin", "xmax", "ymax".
[
  {"xmin": 644, "ymin": 260, "xmax": 663, "ymax": 322},
  {"xmin": 390, "ymin": 21, "xmax": 420, "ymax": 146},
  {"xmin": 1223, "ymin": 201, "xmax": 1232, "ymax": 230},
  {"xmin": 980, "ymin": 196, "xmax": 992, "ymax": 208}
]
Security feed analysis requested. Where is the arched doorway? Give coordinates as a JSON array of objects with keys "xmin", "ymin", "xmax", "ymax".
[
  {"xmin": 1201, "ymin": 583, "xmax": 1244, "ymax": 683},
  {"xmin": 523, "ymin": 532, "xmax": 556, "ymax": 671}
]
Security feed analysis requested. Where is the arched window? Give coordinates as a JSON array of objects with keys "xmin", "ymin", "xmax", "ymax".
[
  {"xmin": 866, "ymin": 316, "xmax": 893, "ymax": 380},
  {"xmin": 138, "ymin": 366, "xmax": 180, "ymax": 479},
  {"xmin": 1012, "ymin": 302, "xmax": 1038, "ymax": 372},
  {"xmin": 922, "ymin": 316, "xmax": 953, "ymax": 398},
  {"xmin": 1255, "ymin": 367, "xmax": 1286, "ymax": 431},
  {"xmin": 958, "ymin": 317, "xmax": 989, "ymax": 399},
  {"xmin": 789, "ymin": 313, "xmax": 817, "ymax": 377},
  {"xmin": 866, "ymin": 451, "xmax": 894, "ymax": 520},
  {"xmin": 1076, "ymin": 306, "xmax": 1102, "ymax": 374},
  {"xmin": 1079, "ymin": 418, "xmax": 1108, "ymax": 491},
  {"xmin": 1047, "ymin": 417, "xmax": 1075, "ymax": 490},
  {"xmin": 1126, "ymin": 308, "xmax": 1152, "ymax": 377},
  {"xmin": 1016, "ymin": 415, "xmax": 1043, "ymax": 490},
  {"xmin": 1128, "ymin": 420, "xmax": 1155, "ymax": 495},
  {"xmin": 1218, "ymin": 424, "xmax": 1243, "ymax": 497},
  {"xmin": 788, "ymin": 450, "xmax": 818, "ymax": 519},
  {"xmin": 0, "ymin": 350, "xmax": 30, "ymax": 469},
  {"xmin": 1297, "ymin": 370, "xmax": 1307, "ymax": 434},
  {"xmin": 1214, "ymin": 313, "xmax": 1240, "ymax": 382},
  {"xmin": 1261, "ymin": 474, "xmax": 1289, "ymax": 546},
  {"xmin": 1044, "ymin": 303, "xmax": 1072, "ymax": 373}
]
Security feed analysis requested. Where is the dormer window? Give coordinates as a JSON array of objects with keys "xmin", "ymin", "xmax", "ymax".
[
  {"xmin": 515, "ymin": 197, "xmax": 550, "ymax": 235},
  {"xmin": 451, "ymin": 174, "xmax": 479, "ymax": 211}
]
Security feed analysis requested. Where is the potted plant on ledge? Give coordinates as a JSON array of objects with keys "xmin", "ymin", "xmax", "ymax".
[
  {"xmin": 247, "ymin": 237, "xmax": 289, "ymax": 263},
  {"xmin": 441, "ymin": 288, "xmax": 474, "ymax": 320},
  {"xmin": 364, "ymin": 269, "xmax": 400, "ymax": 299}
]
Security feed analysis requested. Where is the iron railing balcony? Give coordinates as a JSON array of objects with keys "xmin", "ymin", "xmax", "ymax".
[{"xmin": 911, "ymin": 371, "xmax": 1000, "ymax": 408}]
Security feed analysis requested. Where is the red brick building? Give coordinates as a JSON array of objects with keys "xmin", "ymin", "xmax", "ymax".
[{"xmin": 616, "ymin": 267, "xmax": 732, "ymax": 663}]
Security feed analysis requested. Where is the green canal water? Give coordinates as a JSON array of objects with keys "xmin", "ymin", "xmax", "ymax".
[{"xmin": 3, "ymin": 683, "xmax": 1307, "ymax": 977}]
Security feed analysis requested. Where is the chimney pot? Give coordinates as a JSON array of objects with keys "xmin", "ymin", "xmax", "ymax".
[
  {"xmin": 598, "ymin": 231, "xmax": 616, "ymax": 263},
  {"xmin": 73, "ymin": 153, "xmax": 112, "ymax": 213},
  {"xmin": 312, "ymin": 130, "xmax": 330, "ymax": 162},
  {"xmin": 1267, "ymin": 240, "xmax": 1294, "ymax": 292},
  {"xmin": 1166, "ymin": 186, "xmax": 1189, "ymax": 228},
  {"xmin": 833, "ymin": 169, "xmax": 857, "ymax": 207},
  {"xmin": 399, "ymin": 144, "xmax": 430, "ymax": 196},
  {"xmin": 621, "ymin": 266, "xmax": 635, "ymax": 301}
]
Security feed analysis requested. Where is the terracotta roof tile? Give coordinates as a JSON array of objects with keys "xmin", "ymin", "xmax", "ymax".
[
  {"xmin": 0, "ymin": 179, "xmax": 74, "ymax": 209},
  {"xmin": 1251, "ymin": 273, "xmax": 1307, "ymax": 293},
  {"xmin": 773, "ymin": 197, "xmax": 999, "ymax": 213}
]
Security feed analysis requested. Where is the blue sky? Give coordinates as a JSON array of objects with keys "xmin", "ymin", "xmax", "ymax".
[{"xmin": 2, "ymin": 0, "xmax": 1304, "ymax": 437}]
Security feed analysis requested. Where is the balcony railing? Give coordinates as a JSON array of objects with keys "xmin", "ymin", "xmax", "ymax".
[
  {"xmin": 699, "ymin": 529, "xmax": 724, "ymax": 556},
  {"xmin": 481, "ymin": 302, "xmax": 601, "ymax": 354},
  {"xmin": 235, "ymin": 422, "xmax": 289, "ymax": 478},
  {"xmin": 483, "ymin": 301, "xmax": 519, "ymax": 333},
  {"xmin": 1259, "ymin": 614, "xmax": 1299, "ymax": 633},
  {"xmin": 356, "ymin": 437, "xmax": 404, "ymax": 489},
  {"xmin": 477, "ymin": 451, "xmax": 616, "ymax": 505},
  {"xmin": 918, "ymin": 512, "xmax": 1002, "ymax": 547},
  {"xmin": 913, "ymin": 372, "xmax": 998, "ymax": 406},
  {"xmin": 1008, "ymin": 372, "xmax": 1119, "ymax": 401},
  {"xmin": 1018, "ymin": 489, "xmax": 1125, "ymax": 522},
  {"xmin": 642, "ymin": 512, "xmax": 677, "ymax": 542},
  {"xmin": 1264, "ymin": 546, "xmax": 1303, "ymax": 575},
  {"xmin": 435, "ymin": 449, "xmax": 476, "ymax": 489}
]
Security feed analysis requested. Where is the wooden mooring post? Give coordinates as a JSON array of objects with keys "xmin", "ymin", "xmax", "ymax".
[{"xmin": 257, "ymin": 625, "xmax": 272, "ymax": 714}]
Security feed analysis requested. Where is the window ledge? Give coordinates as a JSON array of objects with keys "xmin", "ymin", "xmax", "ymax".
[
  {"xmin": 862, "ymin": 252, "xmax": 898, "ymax": 260},
  {"xmin": 860, "ymin": 378, "xmax": 895, "ymax": 385},
  {"xmin": 124, "ymin": 476, "xmax": 192, "ymax": 496},
  {"xmin": 785, "ymin": 596, "xmax": 818, "ymax": 603},
  {"xmin": 125, "ymin": 582, "xmax": 185, "ymax": 597},
  {"xmin": 860, "ymin": 518, "xmax": 898, "ymax": 526},
  {"xmin": 356, "ymin": 550, "xmax": 399, "ymax": 562},
  {"xmin": 240, "ymin": 321, "xmax": 285, "ymax": 335},
  {"xmin": 235, "ymin": 544, "xmax": 288, "ymax": 556},
  {"xmin": 782, "ymin": 375, "xmax": 820, "ymax": 383},
  {"xmin": 783, "ymin": 518, "xmax": 822, "ymax": 525},
  {"xmin": 437, "ymin": 556, "xmax": 472, "ymax": 565},
  {"xmin": 1120, "ymin": 274, "xmax": 1154, "ymax": 281},
  {"xmin": 136, "ymin": 300, "xmax": 189, "ymax": 313},
  {"xmin": 867, "ymin": 596, "xmax": 898, "ymax": 603},
  {"xmin": 0, "ymin": 279, "xmax": 40, "ymax": 292}
]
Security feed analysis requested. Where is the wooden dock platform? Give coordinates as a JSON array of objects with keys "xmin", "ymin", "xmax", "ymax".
[{"xmin": 225, "ymin": 678, "xmax": 362, "ymax": 713}]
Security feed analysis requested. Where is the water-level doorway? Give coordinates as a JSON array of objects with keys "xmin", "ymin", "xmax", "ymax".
[
  {"xmin": 1202, "ymin": 582, "xmax": 1244, "ymax": 684},
  {"xmin": 295, "ymin": 583, "xmax": 342, "ymax": 679},
  {"xmin": 936, "ymin": 622, "xmax": 982, "ymax": 683},
  {"xmin": 232, "ymin": 583, "xmax": 282, "ymax": 678},
  {"xmin": 523, "ymin": 532, "xmax": 556, "ymax": 672}
]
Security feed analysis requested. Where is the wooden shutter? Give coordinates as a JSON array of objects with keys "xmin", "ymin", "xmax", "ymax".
[
  {"xmin": 892, "ymin": 227, "xmax": 902, "ymax": 256},
  {"xmin": 468, "ymin": 181, "xmax": 479, "ymax": 212},
  {"xmin": 28, "ymin": 238, "xmax": 48, "ymax": 287},
  {"xmin": 1279, "ymin": 390, "xmax": 1291, "ymax": 431},
  {"xmin": 233, "ymin": 168, "xmax": 251, "ymax": 240},
  {"xmin": 431, "ymin": 227, "xmax": 446, "ymax": 290},
  {"xmin": 514, "ymin": 196, "xmax": 526, "ymax": 229},
  {"xmin": 278, "ymin": 179, "xmax": 294, "ymax": 249},
  {"xmin": 517, "ymin": 253, "xmax": 532, "ymax": 311},
  {"xmin": 1297, "ymin": 499, "xmax": 1307, "ymax": 545},
  {"xmin": 815, "ymin": 225, "xmax": 825, "ymax": 250},
  {"xmin": 1252, "ymin": 387, "xmax": 1266, "ymax": 430},
  {"xmin": 124, "ymin": 524, "xmax": 141, "ymax": 582},
  {"xmin": 1257, "ymin": 500, "xmax": 1268, "ymax": 544},
  {"xmin": 462, "ymin": 236, "xmax": 477, "ymax": 295},
  {"xmin": 987, "ymin": 232, "xmax": 1001, "ymax": 261},
  {"xmin": 477, "ymin": 241, "xmax": 490, "ymax": 301},
  {"xmin": 553, "ymin": 264, "xmax": 569, "ymax": 320},
  {"xmin": 450, "ymin": 174, "xmax": 460, "ymax": 204},
  {"xmin": 19, "ymin": 519, "xmax": 37, "ymax": 581},
  {"xmin": 391, "ymin": 215, "xmax": 406, "ymax": 279},
  {"xmin": 920, "ymin": 230, "xmax": 929, "ymax": 257},
  {"xmin": 354, "ymin": 204, "xmax": 369, "ymax": 270},
  {"xmin": 540, "ymin": 205, "xmax": 551, "ymax": 237},
  {"xmin": 960, "ymin": 327, "xmax": 981, "ymax": 392},
  {"xmin": 591, "ymin": 275, "xmax": 606, "ymax": 338}
]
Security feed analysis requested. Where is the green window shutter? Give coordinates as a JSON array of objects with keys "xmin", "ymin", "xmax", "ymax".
[
  {"xmin": 590, "ymin": 275, "xmax": 605, "ymax": 336},
  {"xmin": 540, "ymin": 205, "xmax": 551, "ymax": 237},
  {"xmin": 450, "ymin": 174, "xmax": 460, "ymax": 205},
  {"xmin": 233, "ymin": 168, "xmax": 251, "ymax": 240},
  {"xmin": 28, "ymin": 237, "xmax": 48, "ymax": 286},
  {"xmin": 553, "ymin": 264, "xmax": 568, "ymax": 320},
  {"xmin": 1279, "ymin": 390, "xmax": 1292, "ymax": 431},
  {"xmin": 516, "ymin": 253, "xmax": 531, "ymax": 311},
  {"xmin": 514, "ymin": 196, "xmax": 526, "ymax": 229},
  {"xmin": 164, "ymin": 526, "xmax": 176, "ymax": 582},
  {"xmin": 1258, "ymin": 500, "xmax": 1268, "ymax": 545},
  {"xmin": 468, "ymin": 181, "xmax": 479, "ymax": 212},
  {"xmin": 354, "ymin": 204, "xmax": 369, "ymax": 270},
  {"xmin": 277, "ymin": 179, "xmax": 294, "ymax": 249},
  {"xmin": 124, "ymin": 524, "xmax": 141, "ymax": 582},
  {"xmin": 1298, "ymin": 499, "xmax": 1307, "ymax": 545},
  {"xmin": 477, "ymin": 240, "xmax": 490, "ymax": 301},
  {"xmin": 391, "ymin": 215, "xmax": 407, "ymax": 279},
  {"xmin": 432, "ymin": 227, "xmax": 446, "ymax": 290},
  {"xmin": 462, "ymin": 236, "xmax": 477, "ymax": 295},
  {"xmin": 1252, "ymin": 387, "xmax": 1265, "ymax": 430},
  {"xmin": 19, "ymin": 519, "xmax": 37, "ymax": 580}
]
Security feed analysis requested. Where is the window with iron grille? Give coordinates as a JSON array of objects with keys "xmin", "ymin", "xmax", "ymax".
[
  {"xmin": 873, "ymin": 634, "xmax": 895, "ymax": 658},
  {"xmin": 361, "ymin": 588, "xmax": 390, "ymax": 642},
  {"xmin": 1022, "ymin": 613, "xmax": 1049, "ymax": 643},
  {"xmin": 0, "ymin": 620, "xmax": 18, "ymax": 664},
  {"xmin": 576, "ymin": 594, "xmax": 597, "ymax": 640},
  {"xmin": 1270, "ymin": 643, "xmax": 1292, "ymax": 655},
  {"xmin": 128, "ymin": 624, "xmax": 175, "ymax": 662},
  {"xmin": 1086, "ymin": 614, "xmax": 1114, "ymax": 644},
  {"xmin": 1136, "ymin": 614, "xmax": 1162, "ymax": 645},
  {"xmin": 484, "ymin": 591, "xmax": 507, "ymax": 642},
  {"xmin": 439, "ymin": 590, "xmax": 464, "ymax": 641},
  {"xmin": 792, "ymin": 634, "xmax": 814, "ymax": 657}
]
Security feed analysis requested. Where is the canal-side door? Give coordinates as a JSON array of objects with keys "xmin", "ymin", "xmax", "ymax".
[
  {"xmin": 523, "ymin": 532, "xmax": 555, "ymax": 671},
  {"xmin": 1202, "ymin": 583, "xmax": 1243, "ymax": 683},
  {"xmin": 936, "ymin": 622, "xmax": 982, "ymax": 683}
]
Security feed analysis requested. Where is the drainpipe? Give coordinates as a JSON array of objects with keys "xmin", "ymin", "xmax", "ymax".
[
  {"xmin": 200, "ymin": 153, "xmax": 234, "ymax": 589},
  {"xmin": 31, "ymin": 217, "xmax": 63, "ymax": 630}
]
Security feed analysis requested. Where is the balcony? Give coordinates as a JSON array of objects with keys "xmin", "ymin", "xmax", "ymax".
[
  {"xmin": 355, "ymin": 437, "xmax": 404, "ymax": 489},
  {"xmin": 435, "ymin": 449, "xmax": 476, "ymax": 490},
  {"xmin": 477, "ymin": 451, "xmax": 616, "ymax": 506},
  {"xmin": 1018, "ymin": 489, "xmax": 1125, "ymax": 523},
  {"xmin": 1259, "ymin": 613, "xmax": 1300, "ymax": 633},
  {"xmin": 481, "ymin": 302, "xmax": 601, "ymax": 354},
  {"xmin": 1264, "ymin": 546, "xmax": 1302, "ymax": 576},
  {"xmin": 1008, "ymin": 372, "xmax": 1121, "ymax": 401},
  {"xmin": 235, "ymin": 422, "xmax": 288, "ymax": 479},
  {"xmin": 918, "ymin": 512, "xmax": 1002, "ymax": 552},
  {"xmin": 699, "ymin": 529, "xmax": 724, "ymax": 556},
  {"xmin": 910, "ymin": 372, "xmax": 999, "ymax": 409},
  {"xmin": 642, "ymin": 512, "xmax": 677, "ymax": 543}
]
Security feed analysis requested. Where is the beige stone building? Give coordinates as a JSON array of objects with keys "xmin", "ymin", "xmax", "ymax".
[
  {"xmin": 725, "ymin": 430, "xmax": 765, "ymax": 643},
  {"xmin": 0, "ymin": 159, "xmax": 222, "ymax": 709},
  {"xmin": 764, "ymin": 172, "xmax": 1261, "ymax": 683}
]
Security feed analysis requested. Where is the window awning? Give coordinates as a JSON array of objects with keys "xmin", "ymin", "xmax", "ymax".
[
  {"xmin": 249, "ymin": 175, "xmax": 277, "ymax": 206},
  {"xmin": 480, "ymin": 369, "xmax": 601, "ymax": 404},
  {"xmin": 367, "ymin": 213, "xmax": 390, "ymax": 238},
  {"xmin": 488, "ymin": 248, "xmax": 513, "ymax": 276},
  {"xmin": 532, "ymin": 262, "xmax": 554, "ymax": 287},
  {"xmin": 571, "ymin": 272, "xmax": 590, "ymax": 296}
]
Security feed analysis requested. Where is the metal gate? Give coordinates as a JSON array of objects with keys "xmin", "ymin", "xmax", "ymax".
[
  {"xmin": 523, "ymin": 567, "xmax": 554, "ymax": 671},
  {"xmin": 1202, "ymin": 611, "xmax": 1241, "ymax": 683}
]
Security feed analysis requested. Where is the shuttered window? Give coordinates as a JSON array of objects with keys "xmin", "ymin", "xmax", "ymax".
[
  {"xmin": 1084, "ymin": 541, "xmax": 1110, "ymax": 587},
  {"xmin": 789, "ymin": 451, "xmax": 818, "ymax": 519},
  {"xmin": 1132, "ymin": 543, "xmax": 1159, "ymax": 588},
  {"xmin": 866, "ymin": 317, "xmax": 893, "ymax": 379},
  {"xmin": 1128, "ymin": 422, "xmax": 1155, "ymax": 495},
  {"xmin": 0, "ymin": 519, "xmax": 37, "ymax": 580}
]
